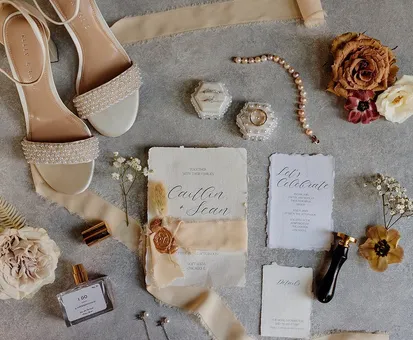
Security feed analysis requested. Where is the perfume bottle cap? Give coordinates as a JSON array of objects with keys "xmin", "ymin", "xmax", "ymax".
[
  {"xmin": 72, "ymin": 264, "xmax": 89, "ymax": 285},
  {"xmin": 336, "ymin": 232, "xmax": 357, "ymax": 248},
  {"xmin": 81, "ymin": 221, "xmax": 111, "ymax": 246}
]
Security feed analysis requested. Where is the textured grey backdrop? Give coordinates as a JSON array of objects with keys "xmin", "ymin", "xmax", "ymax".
[{"xmin": 0, "ymin": 0, "xmax": 412, "ymax": 339}]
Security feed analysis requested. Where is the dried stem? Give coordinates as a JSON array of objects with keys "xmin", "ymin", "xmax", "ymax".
[
  {"xmin": 382, "ymin": 194, "xmax": 387, "ymax": 227},
  {"xmin": 119, "ymin": 166, "xmax": 130, "ymax": 226},
  {"xmin": 387, "ymin": 213, "xmax": 407, "ymax": 230}
]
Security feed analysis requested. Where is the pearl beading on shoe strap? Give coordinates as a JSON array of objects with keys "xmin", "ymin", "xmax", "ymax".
[
  {"xmin": 73, "ymin": 64, "xmax": 142, "ymax": 120},
  {"xmin": 21, "ymin": 137, "xmax": 99, "ymax": 165},
  {"xmin": 233, "ymin": 54, "xmax": 320, "ymax": 144}
]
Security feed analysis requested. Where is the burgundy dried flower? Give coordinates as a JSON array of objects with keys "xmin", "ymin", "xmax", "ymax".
[{"xmin": 344, "ymin": 90, "xmax": 380, "ymax": 124}]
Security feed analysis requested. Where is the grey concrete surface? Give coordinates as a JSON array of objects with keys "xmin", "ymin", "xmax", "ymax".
[{"xmin": 0, "ymin": 0, "xmax": 412, "ymax": 339}]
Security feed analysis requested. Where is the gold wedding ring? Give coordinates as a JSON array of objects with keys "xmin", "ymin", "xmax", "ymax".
[{"xmin": 249, "ymin": 108, "xmax": 268, "ymax": 126}]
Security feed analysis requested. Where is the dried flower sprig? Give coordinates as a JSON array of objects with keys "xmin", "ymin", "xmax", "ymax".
[
  {"xmin": 364, "ymin": 174, "xmax": 413, "ymax": 230},
  {"xmin": 111, "ymin": 152, "xmax": 151, "ymax": 226}
]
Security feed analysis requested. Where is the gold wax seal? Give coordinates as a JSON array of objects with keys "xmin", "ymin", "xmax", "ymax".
[{"xmin": 153, "ymin": 228, "xmax": 178, "ymax": 254}]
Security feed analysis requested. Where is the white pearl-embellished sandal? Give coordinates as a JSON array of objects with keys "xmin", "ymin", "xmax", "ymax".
[
  {"xmin": 0, "ymin": 0, "xmax": 99, "ymax": 195},
  {"xmin": 34, "ymin": 0, "xmax": 142, "ymax": 138}
]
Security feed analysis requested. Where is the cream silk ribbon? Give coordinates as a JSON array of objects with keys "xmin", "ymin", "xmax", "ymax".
[
  {"xmin": 31, "ymin": 168, "xmax": 251, "ymax": 340},
  {"xmin": 111, "ymin": 0, "xmax": 325, "ymax": 44},
  {"xmin": 30, "ymin": 165, "xmax": 142, "ymax": 250},
  {"xmin": 314, "ymin": 333, "xmax": 389, "ymax": 340},
  {"xmin": 147, "ymin": 217, "xmax": 247, "ymax": 288}
]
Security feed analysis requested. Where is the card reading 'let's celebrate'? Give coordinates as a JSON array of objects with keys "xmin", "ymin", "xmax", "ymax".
[{"xmin": 267, "ymin": 154, "xmax": 335, "ymax": 250}]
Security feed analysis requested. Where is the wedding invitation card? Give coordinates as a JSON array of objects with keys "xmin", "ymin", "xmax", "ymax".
[
  {"xmin": 261, "ymin": 263, "xmax": 313, "ymax": 339},
  {"xmin": 267, "ymin": 154, "xmax": 334, "ymax": 250},
  {"xmin": 148, "ymin": 147, "xmax": 248, "ymax": 287}
]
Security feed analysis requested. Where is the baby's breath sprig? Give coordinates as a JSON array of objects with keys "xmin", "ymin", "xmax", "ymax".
[
  {"xmin": 364, "ymin": 174, "xmax": 413, "ymax": 229},
  {"xmin": 111, "ymin": 152, "xmax": 151, "ymax": 226}
]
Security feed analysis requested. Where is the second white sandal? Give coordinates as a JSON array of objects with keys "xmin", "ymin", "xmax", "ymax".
[{"xmin": 35, "ymin": 0, "xmax": 142, "ymax": 138}]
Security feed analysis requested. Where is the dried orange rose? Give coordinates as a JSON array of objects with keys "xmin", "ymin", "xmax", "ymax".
[
  {"xmin": 149, "ymin": 218, "xmax": 163, "ymax": 233},
  {"xmin": 328, "ymin": 32, "xmax": 398, "ymax": 98}
]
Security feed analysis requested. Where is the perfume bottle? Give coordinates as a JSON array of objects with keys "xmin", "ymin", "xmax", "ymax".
[{"xmin": 57, "ymin": 264, "xmax": 114, "ymax": 327}]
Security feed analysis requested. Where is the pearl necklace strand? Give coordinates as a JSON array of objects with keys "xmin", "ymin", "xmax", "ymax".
[{"xmin": 233, "ymin": 54, "xmax": 320, "ymax": 144}]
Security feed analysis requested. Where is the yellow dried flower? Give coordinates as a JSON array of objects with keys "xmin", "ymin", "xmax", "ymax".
[{"xmin": 359, "ymin": 225, "xmax": 404, "ymax": 272}]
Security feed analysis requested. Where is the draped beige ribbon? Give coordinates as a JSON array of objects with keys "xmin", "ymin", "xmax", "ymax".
[
  {"xmin": 111, "ymin": 0, "xmax": 325, "ymax": 44},
  {"xmin": 30, "ymin": 165, "xmax": 142, "ymax": 250},
  {"xmin": 147, "ymin": 216, "xmax": 247, "ymax": 288},
  {"xmin": 31, "ymin": 169, "xmax": 251, "ymax": 340},
  {"xmin": 314, "ymin": 334, "xmax": 389, "ymax": 340}
]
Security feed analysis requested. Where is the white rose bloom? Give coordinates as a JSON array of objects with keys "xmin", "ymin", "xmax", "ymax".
[
  {"xmin": 0, "ymin": 227, "xmax": 60, "ymax": 300},
  {"xmin": 377, "ymin": 75, "xmax": 413, "ymax": 123}
]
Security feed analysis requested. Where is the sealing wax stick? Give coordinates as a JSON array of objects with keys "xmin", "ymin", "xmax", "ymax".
[{"xmin": 317, "ymin": 232, "xmax": 356, "ymax": 303}]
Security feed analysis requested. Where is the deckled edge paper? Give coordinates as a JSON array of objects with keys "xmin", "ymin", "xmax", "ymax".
[
  {"xmin": 313, "ymin": 333, "xmax": 389, "ymax": 340},
  {"xmin": 147, "ymin": 147, "xmax": 248, "ymax": 288},
  {"xmin": 267, "ymin": 154, "xmax": 335, "ymax": 251},
  {"xmin": 261, "ymin": 263, "xmax": 313, "ymax": 338}
]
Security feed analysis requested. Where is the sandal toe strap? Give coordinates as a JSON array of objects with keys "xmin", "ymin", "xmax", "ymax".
[
  {"xmin": 73, "ymin": 63, "xmax": 142, "ymax": 120},
  {"xmin": 21, "ymin": 137, "xmax": 99, "ymax": 165}
]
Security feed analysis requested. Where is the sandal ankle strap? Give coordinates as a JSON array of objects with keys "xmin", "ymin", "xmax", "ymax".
[
  {"xmin": 33, "ymin": 0, "xmax": 80, "ymax": 26},
  {"xmin": 0, "ymin": 0, "xmax": 49, "ymax": 86}
]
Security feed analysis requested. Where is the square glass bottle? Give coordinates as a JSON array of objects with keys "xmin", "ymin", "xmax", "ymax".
[{"xmin": 57, "ymin": 264, "xmax": 114, "ymax": 327}]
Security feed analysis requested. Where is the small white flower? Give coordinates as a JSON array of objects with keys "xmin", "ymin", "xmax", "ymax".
[
  {"xmin": 117, "ymin": 157, "xmax": 126, "ymax": 164},
  {"xmin": 376, "ymin": 185, "xmax": 382, "ymax": 190},
  {"xmin": 113, "ymin": 152, "xmax": 119, "ymax": 157},
  {"xmin": 112, "ymin": 173, "xmax": 120, "ymax": 180},
  {"xmin": 143, "ymin": 167, "xmax": 149, "ymax": 176},
  {"xmin": 126, "ymin": 174, "xmax": 134, "ymax": 182},
  {"xmin": 378, "ymin": 191, "xmax": 383, "ymax": 196},
  {"xmin": 113, "ymin": 161, "xmax": 121, "ymax": 168},
  {"xmin": 390, "ymin": 210, "xmax": 396, "ymax": 215}
]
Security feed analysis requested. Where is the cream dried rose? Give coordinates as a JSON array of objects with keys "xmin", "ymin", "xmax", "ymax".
[
  {"xmin": 377, "ymin": 75, "xmax": 413, "ymax": 123},
  {"xmin": 0, "ymin": 227, "xmax": 60, "ymax": 300}
]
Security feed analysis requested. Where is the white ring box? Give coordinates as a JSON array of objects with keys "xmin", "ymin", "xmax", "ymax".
[
  {"xmin": 236, "ymin": 102, "xmax": 277, "ymax": 141},
  {"xmin": 191, "ymin": 81, "xmax": 232, "ymax": 119}
]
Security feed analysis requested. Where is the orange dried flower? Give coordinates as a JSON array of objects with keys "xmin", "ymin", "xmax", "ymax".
[{"xmin": 328, "ymin": 32, "xmax": 398, "ymax": 98}]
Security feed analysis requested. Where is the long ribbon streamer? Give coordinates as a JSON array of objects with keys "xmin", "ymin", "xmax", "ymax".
[
  {"xmin": 30, "ymin": 165, "xmax": 142, "ymax": 251},
  {"xmin": 30, "ymin": 167, "xmax": 250, "ymax": 340},
  {"xmin": 111, "ymin": 0, "xmax": 325, "ymax": 44}
]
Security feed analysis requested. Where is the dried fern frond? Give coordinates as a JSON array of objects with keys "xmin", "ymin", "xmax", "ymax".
[
  {"xmin": 0, "ymin": 197, "xmax": 26, "ymax": 230},
  {"xmin": 148, "ymin": 182, "xmax": 168, "ymax": 217}
]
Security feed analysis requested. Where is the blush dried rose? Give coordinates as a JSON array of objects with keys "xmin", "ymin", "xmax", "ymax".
[
  {"xmin": 344, "ymin": 90, "xmax": 380, "ymax": 124},
  {"xmin": 328, "ymin": 32, "xmax": 398, "ymax": 98},
  {"xmin": 0, "ymin": 227, "xmax": 60, "ymax": 300}
]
